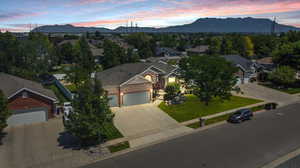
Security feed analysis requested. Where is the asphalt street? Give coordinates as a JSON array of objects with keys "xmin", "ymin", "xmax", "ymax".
[{"xmin": 82, "ymin": 103, "xmax": 300, "ymax": 168}]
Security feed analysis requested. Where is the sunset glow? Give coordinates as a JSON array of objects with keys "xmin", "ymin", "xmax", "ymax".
[{"xmin": 1, "ymin": 0, "xmax": 300, "ymax": 32}]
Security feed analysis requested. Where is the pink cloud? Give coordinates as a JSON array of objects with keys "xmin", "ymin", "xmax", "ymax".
[
  {"xmin": 72, "ymin": 18, "xmax": 128, "ymax": 27},
  {"xmin": 70, "ymin": 0, "xmax": 300, "ymax": 27},
  {"xmin": 0, "ymin": 27, "xmax": 26, "ymax": 32}
]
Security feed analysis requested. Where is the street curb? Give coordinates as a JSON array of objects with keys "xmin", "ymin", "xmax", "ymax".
[
  {"xmin": 261, "ymin": 148, "xmax": 300, "ymax": 168},
  {"xmin": 86, "ymin": 120, "xmax": 228, "ymax": 165},
  {"xmin": 90, "ymin": 106, "xmax": 279, "ymax": 165}
]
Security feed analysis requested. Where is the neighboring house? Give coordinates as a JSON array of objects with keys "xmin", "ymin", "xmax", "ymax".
[
  {"xmin": 156, "ymin": 47, "xmax": 183, "ymax": 57},
  {"xmin": 58, "ymin": 40, "xmax": 104, "ymax": 63},
  {"xmin": 256, "ymin": 57, "xmax": 276, "ymax": 72},
  {"xmin": 96, "ymin": 62, "xmax": 178, "ymax": 107},
  {"xmin": 0, "ymin": 73, "xmax": 58, "ymax": 127},
  {"xmin": 223, "ymin": 55, "xmax": 258, "ymax": 85},
  {"xmin": 186, "ymin": 45, "xmax": 209, "ymax": 55}
]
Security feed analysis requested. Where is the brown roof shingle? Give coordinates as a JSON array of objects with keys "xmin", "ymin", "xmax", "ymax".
[{"xmin": 0, "ymin": 73, "xmax": 57, "ymax": 101}]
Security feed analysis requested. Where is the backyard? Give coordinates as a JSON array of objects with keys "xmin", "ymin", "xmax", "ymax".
[{"xmin": 159, "ymin": 95, "xmax": 263, "ymax": 122}]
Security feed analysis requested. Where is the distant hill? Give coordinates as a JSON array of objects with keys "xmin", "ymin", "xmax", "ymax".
[
  {"xmin": 32, "ymin": 24, "xmax": 113, "ymax": 33},
  {"xmin": 160, "ymin": 17, "xmax": 300, "ymax": 33},
  {"xmin": 32, "ymin": 17, "xmax": 300, "ymax": 33}
]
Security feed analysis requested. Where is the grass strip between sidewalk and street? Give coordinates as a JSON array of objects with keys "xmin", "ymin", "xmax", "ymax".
[{"xmin": 108, "ymin": 141, "xmax": 130, "ymax": 153}]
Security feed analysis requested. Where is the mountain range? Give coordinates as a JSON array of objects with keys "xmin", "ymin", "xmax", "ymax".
[{"xmin": 33, "ymin": 17, "xmax": 300, "ymax": 33}]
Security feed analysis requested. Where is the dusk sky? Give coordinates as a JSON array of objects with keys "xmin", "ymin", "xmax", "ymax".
[{"xmin": 1, "ymin": 0, "xmax": 300, "ymax": 32}]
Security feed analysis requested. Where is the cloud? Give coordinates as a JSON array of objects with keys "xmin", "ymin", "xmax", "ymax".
[
  {"xmin": 69, "ymin": 0, "xmax": 300, "ymax": 28},
  {"xmin": 72, "ymin": 18, "xmax": 128, "ymax": 27},
  {"xmin": 0, "ymin": 11, "xmax": 46, "ymax": 22},
  {"xmin": 69, "ymin": 0, "xmax": 145, "ymax": 5},
  {"xmin": 0, "ymin": 27, "xmax": 26, "ymax": 32}
]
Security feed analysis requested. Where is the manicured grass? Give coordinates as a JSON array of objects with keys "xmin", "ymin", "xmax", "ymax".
[
  {"xmin": 159, "ymin": 95, "xmax": 263, "ymax": 123},
  {"xmin": 45, "ymin": 84, "xmax": 69, "ymax": 104},
  {"xmin": 102, "ymin": 122, "xmax": 123, "ymax": 141},
  {"xmin": 108, "ymin": 141, "xmax": 130, "ymax": 153}
]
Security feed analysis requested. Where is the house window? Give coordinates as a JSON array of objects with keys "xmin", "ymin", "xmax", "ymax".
[
  {"xmin": 145, "ymin": 75, "xmax": 153, "ymax": 82},
  {"xmin": 168, "ymin": 77, "xmax": 176, "ymax": 83},
  {"xmin": 22, "ymin": 91, "xmax": 28, "ymax": 98}
]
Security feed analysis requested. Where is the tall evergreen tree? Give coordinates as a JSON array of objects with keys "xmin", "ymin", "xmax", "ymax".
[{"xmin": 65, "ymin": 78, "xmax": 114, "ymax": 146}]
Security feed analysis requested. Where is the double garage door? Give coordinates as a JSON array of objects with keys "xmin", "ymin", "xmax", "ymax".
[
  {"xmin": 123, "ymin": 91, "xmax": 150, "ymax": 106},
  {"xmin": 108, "ymin": 91, "xmax": 150, "ymax": 107},
  {"xmin": 7, "ymin": 108, "xmax": 47, "ymax": 127}
]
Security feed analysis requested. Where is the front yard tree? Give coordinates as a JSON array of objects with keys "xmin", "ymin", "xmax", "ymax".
[
  {"xmin": 164, "ymin": 83, "xmax": 180, "ymax": 102},
  {"xmin": 65, "ymin": 78, "xmax": 114, "ymax": 146},
  {"xmin": 0, "ymin": 90, "xmax": 11, "ymax": 134},
  {"xmin": 179, "ymin": 55, "xmax": 238, "ymax": 105},
  {"xmin": 269, "ymin": 66, "xmax": 296, "ymax": 87}
]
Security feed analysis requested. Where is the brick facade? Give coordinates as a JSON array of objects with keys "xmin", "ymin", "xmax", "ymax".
[{"xmin": 8, "ymin": 91, "xmax": 55, "ymax": 119}]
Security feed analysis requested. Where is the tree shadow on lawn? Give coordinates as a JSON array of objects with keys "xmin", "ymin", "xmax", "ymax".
[{"xmin": 0, "ymin": 132, "xmax": 7, "ymax": 146}]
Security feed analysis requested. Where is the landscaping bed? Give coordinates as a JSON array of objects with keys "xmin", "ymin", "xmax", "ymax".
[
  {"xmin": 159, "ymin": 95, "xmax": 263, "ymax": 123},
  {"xmin": 108, "ymin": 141, "xmax": 130, "ymax": 153}
]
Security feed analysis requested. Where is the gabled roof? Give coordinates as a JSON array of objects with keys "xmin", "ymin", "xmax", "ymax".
[
  {"xmin": 186, "ymin": 45, "xmax": 209, "ymax": 53},
  {"xmin": 96, "ymin": 62, "xmax": 177, "ymax": 87},
  {"xmin": 0, "ymin": 73, "xmax": 57, "ymax": 101},
  {"xmin": 223, "ymin": 55, "xmax": 254, "ymax": 72}
]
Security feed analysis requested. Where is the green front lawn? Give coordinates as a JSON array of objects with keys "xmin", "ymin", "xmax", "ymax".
[
  {"xmin": 102, "ymin": 122, "xmax": 123, "ymax": 141},
  {"xmin": 159, "ymin": 95, "xmax": 263, "ymax": 122}
]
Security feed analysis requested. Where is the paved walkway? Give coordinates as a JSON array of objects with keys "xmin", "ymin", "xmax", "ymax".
[
  {"xmin": 112, "ymin": 104, "xmax": 193, "ymax": 148},
  {"xmin": 237, "ymin": 83, "xmax": 299, "ymax": 106}
]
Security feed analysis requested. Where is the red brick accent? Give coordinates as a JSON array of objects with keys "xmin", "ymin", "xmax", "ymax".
[{"xmin": 8, "ymin": 91, "xmax": 55, "ymax": 119}]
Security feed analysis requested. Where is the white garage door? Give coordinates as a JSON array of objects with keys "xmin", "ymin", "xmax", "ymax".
[{"xmin": 7, "ymin": 108, "xmax": 47, "ymax": 127}]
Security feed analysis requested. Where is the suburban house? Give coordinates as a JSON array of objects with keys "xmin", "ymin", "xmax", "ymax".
[
  {"xmin": 256, "ymin": 57, "xmax": 276, "ymax": 72},
  {"xmin": 186, "ymin": 45, "xmax": 209, "ymax": 55},
  {"xmin": 223, "ymin": 55, "xmax": 258, "ymax": 85},
  {"xmin": 58, "ymin": 39, "xmax": 104, "ymax": 63},
  {"xmin": 96, "ymin": 62, "xmax": 178, "ymax": 107},
  {"xmin": 156, "ymin": 47, "xmax": 183, "ymax": 57},
  {"xmin": 0, "ymin": 73, "xmax": 58, "ymax": 127}
]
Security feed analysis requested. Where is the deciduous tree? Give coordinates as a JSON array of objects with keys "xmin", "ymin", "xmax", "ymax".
[{"xmin": 179, "ymin": 55, "xmax": 238, "ymax": 105}]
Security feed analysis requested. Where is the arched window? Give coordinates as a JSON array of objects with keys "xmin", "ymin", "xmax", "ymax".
[{"xmin": 145, "ymin": 75, "xmax": 153, "ymax": 82}]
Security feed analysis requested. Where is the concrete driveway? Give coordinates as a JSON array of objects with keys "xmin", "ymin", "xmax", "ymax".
[
  {"xmin": 238, "ymin": 83, "xmax": 299, "ymax": 106},
  {"xmin": 0, "ymin": 119, "xmax": 91, "ymax": 168},
  {"xmin": 112, "ymin": 104, "xmax": 193, "ymax": 147}
]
